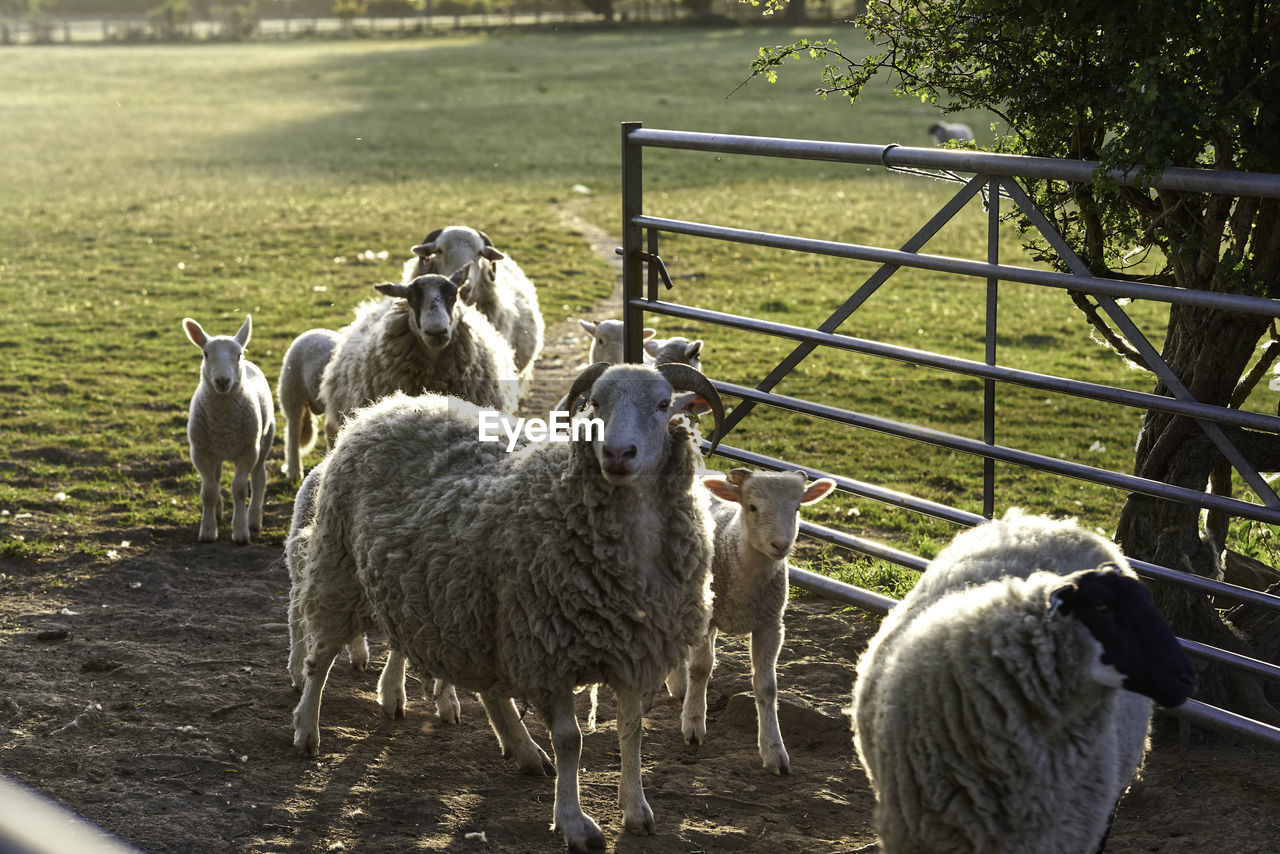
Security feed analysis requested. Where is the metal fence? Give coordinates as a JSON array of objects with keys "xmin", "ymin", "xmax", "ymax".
[{"xmin": 619, "ymin": 122, "xmax": 1280, "ymax": 748}]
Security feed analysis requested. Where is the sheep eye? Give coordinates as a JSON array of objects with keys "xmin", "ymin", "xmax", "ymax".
[
  {"xmin": 1094, "ymin": 602, "xmax": 1113, "ymax": 615},
  {"xmin": 748, "ymin": 504, "xmax": 759, "ymax": 513},
  {"xmin": 658, "ymin": 400, "xmax": 670, "ymax": 412}
]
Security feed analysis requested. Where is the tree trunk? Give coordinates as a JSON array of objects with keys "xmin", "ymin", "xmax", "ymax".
[{"xmin": 1114, "ymin": 303, "xmax": 1280, "ymax": 724}]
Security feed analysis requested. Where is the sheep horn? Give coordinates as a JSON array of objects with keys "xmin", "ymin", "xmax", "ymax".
[
  {"xmin": 657, "ymin": 363, "xmax": 725, "ymax": 455},
  {"xmin": 563, "ymin": 362, "xmax": 613, "ymax": 415},
  {"xmin": 477, "ymin": 229, "xmax": 505, "ymax": 261}
]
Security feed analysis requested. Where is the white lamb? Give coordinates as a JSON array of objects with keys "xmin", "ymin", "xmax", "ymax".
[
  {"xmin": 578, "ymin": 318, "xmax": 654, "ymax": 366},
  {"xmin": 645, "ymin": 335, "xmax": 703, "ymax": 370},
  {"xmin": 665, "ymin": 468, "xmax": 836, "ymax": 775},
  {"xmin": 852, "ymin": 510, "xmax": 1197, "ymax": 854},
  {"xmin": 292, "ymin": 362, "xmax": 725, "ymax": 852},
  {"xmin": 928, "ymin": 120, "xmax": 975, "ymax": 145},
  {"xmin": 182, "ymin": 315, "xmax": 275, "ymax": 545},
  {"xmin": 276, "ymin": 327, "xmax": 340, "ymax": 484},
  {"xmin": 320, "ymin": 269, "xmax": 519, "ymax": 444},
  {"xmin": 404, "ymin": 225, "xmax": 544, "ymax": 385}
]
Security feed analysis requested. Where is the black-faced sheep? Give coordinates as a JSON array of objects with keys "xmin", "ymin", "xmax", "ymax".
[
  {"xmin": 852, "ymin": 510, "xmax": 1196, "ymax": 854},
  {"xmin": 320, "ymin": 269, "xmax": 518, "ymax": 444},
  {"xmin": 291, "ymin": 363, "xmax": 724, "ymax": 852}
]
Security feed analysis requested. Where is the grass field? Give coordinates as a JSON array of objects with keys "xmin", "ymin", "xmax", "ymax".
[{"xmin": 1, "ymin": 25, "xmax": 1271, "ymax": 586}]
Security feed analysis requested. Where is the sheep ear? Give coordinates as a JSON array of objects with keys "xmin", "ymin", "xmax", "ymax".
[
  {"xmin": 704, "ymin": 476, "xmax": 741, "ymax": 503},
  {"xmin": 643, "ymin": 339, "xmax": 660, "ymax": 357},
  {"xmin": 375, "ymin": 282, "xmax": 410, "ymax": 299},
  {"xmin": 686, "ymin": 339, "xmax": 704, "ymax": 360},
  {"xmin": 1048, "ymin": 583, "xmax": 1074, "ymax": 618},
  {"xmin": 411, "ymin": 242, "xmax": 436, "ymax": 258},
  {"xmin": 183, "ymin": 317, "xmax": 208, "ymax": 348},
  {"xmin": 801, "ymin": 477, "xmax": 837, "ymax": 505},
  {"xmin": 642, "ymin": 327, "xmax": 657, "ymax": 341},
  {"xmin": 235, "ymin": 315, "xmax": 252, "ymax": 348},
  {"xmin": 579, "ymin": 319, "xmax": 598, "ymax": 335},
  {"xmin": 459, "ymin": 282, "xmax": 472, "ymax": 302}
]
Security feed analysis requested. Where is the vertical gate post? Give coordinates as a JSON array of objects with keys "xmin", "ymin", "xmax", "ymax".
[
  {"xmin": 621, "ymin": 122, "xmax": 645, "ymax": 364},
  {"xmin": 983, "ymin": 178, "xmax": 999, "ymax": 518}
]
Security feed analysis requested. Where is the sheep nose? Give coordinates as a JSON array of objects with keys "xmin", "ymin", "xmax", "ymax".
[
  {"xmin": 214, "ymin": 377, "xmax": 232, "ymax": 392},
  {"xmin": 770, "ymin": 540, "xmax": 793, "ymax": 558},
  {"xmin": 603, "ymin": 444, "xmax": 637, "ymax": 466}
]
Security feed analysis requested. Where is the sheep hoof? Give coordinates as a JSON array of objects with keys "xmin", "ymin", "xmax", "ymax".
[
  {"xmin": 555, "ymin": 813, "xmax": 605, "ymax": 853},
  {"xmin": 293, "ymin": 730, "xmax": 320, "ymax": 757}
]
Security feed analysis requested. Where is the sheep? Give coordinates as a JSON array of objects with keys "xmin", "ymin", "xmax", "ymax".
[
  {"xmin": 320, "ymin": 269, "xmax": 519, "ymax": 444},
  {"xmin": 276, "ymin": 327, "xmax": 341, "ymax": 484},
  {"xmin": 664, "ymin": 467, "xmax": 836, "ymax": 775},
  {"xmin": 578, "ymin": 318, "xmax": 654, "ymax": 366},
  {"xmin": 645, "ymin": 335, "xmax": 703, "ymax": 370},
  {"xmin": 284, "ymin": 460, "xmax": 462, "ymax": 721},
  {"xmin": 291, "ymin": 362, "xmax": 725, "ymax": 852},
  {"xmin": 928, "ymin": 120, "xmax": 975, "ymax": 145},
  {"xmin": 182, "ymin": 315, "xmax": 275, "ymax": 545},
  {"xmin": 851, "ymin": 510, "xmax": 1197, "ymax": 854},
  {"xmin": 405, "ymin": 225, "xmax": 544, "ymax": 385}
]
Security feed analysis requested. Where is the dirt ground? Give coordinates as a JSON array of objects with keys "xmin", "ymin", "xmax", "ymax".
[{"xmin": 1, "ymin": 209, "xmax": 1278, "ymax": 852}]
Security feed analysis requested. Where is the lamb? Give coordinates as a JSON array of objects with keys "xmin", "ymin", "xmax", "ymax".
[
  {"xmin": 928, "ymin": 120, "xmax": 975, "ymax": 145},
  {"xmin": 851, "ymin": 510, "xmax": 1197, "ymax": 854},
  {"xmin": 276, "ymin": 328, "xmax": 341, "ymax": 484},
  {"xmin": 665, "ymin": 468, "xmax": 835, "ymax": 775},
  {"xmin": 182, "ymin": 315, "xmax": 275, "ymax": 545},
  {"xmin": 292, "ymin": 362, "xmax": 725, "ymax": 852},
  {"xmin": 404, "ymin": 225, "xmax": 544, "ymax": 384},
  {"xmin": 320, "ymin": 269, "xmax": 519, "ymax": 444},
  {"xmin": 645, "ymin": 335, "xmax": 703, "ymax": 370},
  {"xmin": 578, "ymin": 318, "xmax": 654, "ymax": 366}
]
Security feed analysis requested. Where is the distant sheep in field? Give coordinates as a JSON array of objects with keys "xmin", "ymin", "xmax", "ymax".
[
  {"xmin": 851, "ymin": 510, "xmax": 1196, "ymax": 854},
  {"xmin": 667, "ymin": 467, "xmax": 835, "ymax": 775},
  {"xmin": 928, "ymin": 121, "xmax": 974, "ymax": 145},
  {"xmin": 320, "ymin": 269, "xmax": 519, "ymax": 443},
  {"xmin": 182, "ymin": 315, "xmax": 274, "ymax": 545},
  {"xmin": 276, "ymin": 328, "xmax": 340, "ymax": 484},
  {"xmin": 404, "ymin": 225, "xmax": 544, "ymax": 388}
]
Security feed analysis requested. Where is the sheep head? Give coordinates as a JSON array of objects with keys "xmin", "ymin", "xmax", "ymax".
[
  {"xmin": 563, "ymin": 362, "xmax": 725, "ymax": 486},
  {"xmin": 184, "ymin": 315, "xmax": 250, "ymax": 394},
  {"xmin": 410, "ymin": 225, "xmax": 505, "ymax": 286},
  {"xmin": 1049, "ymin": 567, "xmax": 1196, "ymax": 708},
  {"xmin": 375, "ymin": 269, "xmax": 468, "ymax": 352},
  {"xmin": 705, "ymin": 468, "xmax": 836, "ymax": 560}
]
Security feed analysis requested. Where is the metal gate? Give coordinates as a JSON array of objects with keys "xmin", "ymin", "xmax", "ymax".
[{"xmin": 619, "ymin": 123, "xmax": 1280, "ymax": 748}]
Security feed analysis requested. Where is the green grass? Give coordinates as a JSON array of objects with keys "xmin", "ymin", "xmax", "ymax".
[{"xmin": 0, "ymin": 26, "xmax": 1273, "ymax": 590}]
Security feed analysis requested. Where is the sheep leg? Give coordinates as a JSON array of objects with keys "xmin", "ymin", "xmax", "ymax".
[
  {"xmin": 433, "ymin": 679, "xmax": 461, "ymax": 725},
  {"xmin": 292, "ymin": 634, "xmax": 343, "ymax": 757},
  {"xmin": 478, "ymin": 692, "xmax": 553, "ymax": 776},
  {"xmin": 287, "ymin": 589, "xmax": 306, "ymax": 691},
  {"xmin": 229, "ymin": 461, "xmax": 251, "ymax": 545},
  {"xmin": 751, "ymin": 622, "xmax": 790, "ymax": 775},
  {"xmin": 283, "ymin": 409, "xmax": 302, "ymax": 484},
  {"xmin": 542, "ymin": 693, "xmax": 605, "ymax": 853},
  {"xmin": 248, "ymin": 456, "xmax": 266, "ymax": 534},
  {"xmin": 615, "ymin": 686, "xmax": 654, "ymax": 837},
  {"xmin": 664, "ymin": 651, "xmax": 689, "ymax": 702},
  {"xmin": 347, "ymin": 634, "xmax": 369, "ymax": 672},
  {"xmin": 680, "ymin": 627, "xmax": 717, "ymax": 746},
  {"xmin": 377, "ymin": 649, "xmax": 408, "ymax": 719},
  {"xmin": 194, "ymin": 457, "xmax": 222, "ymax": 542}
]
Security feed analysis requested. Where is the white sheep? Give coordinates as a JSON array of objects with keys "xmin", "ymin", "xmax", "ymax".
[
  {"xmin": 276, "ymin": 327, "xmax": 341, "ymax": 484},
  {"xmin": 292, "ymin": 362, "xmax": 725, "ymax": 852},
  {"xmin": 405, "ymin": 225, "xmax": 544, "ymax": 386},
  {"xmin": 644, "ymin": 335, "xmax": 703, "ymax": 370},
  {"xmin": 665, "ymin": 468, "xmax": 835, "ymax": 775},
  {"xmin": 852, "ymin": 510, "xmax": 1197, "ymax": 854},
  {"xmin": 928, "ymin": 120, "xmax": 975, "ymax": 145},
  {"xmin": 577, "ymin": 318, "xmax": 654, "ymax": 366},
  {"xmin": 320, "ymin": 269, "xmax": 519, "ymax": 444},
  {"xmin": 182, "ymin": 315, "xmax": 275, "ymax": 545}
]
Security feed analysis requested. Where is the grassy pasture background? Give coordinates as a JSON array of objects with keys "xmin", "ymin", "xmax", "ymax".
[{"xmin": 2, "ymin": 25, "xmax": 1271, "ymax": 584}]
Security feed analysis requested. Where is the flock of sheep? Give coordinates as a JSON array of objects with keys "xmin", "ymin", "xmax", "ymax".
[{"xmin": 178, "ymin": 224, "xmax": 1196, "ymax": 853}]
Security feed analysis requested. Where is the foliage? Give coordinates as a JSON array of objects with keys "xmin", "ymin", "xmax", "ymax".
[
  {"xmin": 147, "ymin": 0, "xmax": 190, "ymax": 39},
  {"xmin": 212, "ymin": 0, "xmax": 257, "ymax": 37},
  {"xmin": 332, "ymin": 0, "xmax": 366, "ymax": 23}
]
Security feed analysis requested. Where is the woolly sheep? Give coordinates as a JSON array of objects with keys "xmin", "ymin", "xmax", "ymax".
[
  {"xmin": 292, "ymin": 362, "xmax": 725, "ymax": 852},
  {"xmin": 405, "ymin": 225, "xmax": 544, "ymax": 385},
  {"xmin": 284, "ymin": 461, "xmax": 462, "ymax": 720},
  {"xmin": 182, "ymin": 315, "xmax": 275, "ymax": 545},
  {"xmin": 277, "ymin": 327, "xmax": 340, "ymax": 484},
  {"xmin": 578, "ymin": 318, "xmax": 654, "ymax": 366},
  {"xmin": 852, "ymin": 510, "xmax": 1196, "ymax": 854},
  {"xmin": 928, "ymin": 121, "xmax": 975, "ymax": 145},
  {"xmin": 320, "ymin": 269, "xmax": 519, "ymax": 443},
  {"xmin": 666, "ymin": 468, "xmax": 835, "ymax": 775}
]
